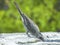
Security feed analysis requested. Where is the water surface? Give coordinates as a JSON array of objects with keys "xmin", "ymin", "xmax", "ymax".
[{"xmin": 0, "ymin": 32, "xmax": 60, "ymax": 45}]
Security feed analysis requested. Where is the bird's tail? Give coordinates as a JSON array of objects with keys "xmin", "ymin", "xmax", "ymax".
[{"xmin": 14, "ymin": 1, "xmax": 24, "ymax": 17}]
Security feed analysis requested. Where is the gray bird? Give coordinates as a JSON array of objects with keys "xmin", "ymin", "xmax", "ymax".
[{"xmin": 14, "ymin": 2, "xmax": 44, "ymax": 41}]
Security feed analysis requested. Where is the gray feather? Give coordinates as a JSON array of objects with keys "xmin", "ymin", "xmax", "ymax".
[{"xmin": 14, "ymin": 1, "xmax": 44, "ymax": 41}]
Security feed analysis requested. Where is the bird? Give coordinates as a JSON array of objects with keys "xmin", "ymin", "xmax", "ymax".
[{"xmin": 14, "ymin": 1, "xmax": 45, "ymax": 41}]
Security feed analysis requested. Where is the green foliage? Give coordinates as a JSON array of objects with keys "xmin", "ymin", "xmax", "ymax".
[{"xmin": 0, "ymin": 0, "xmax": 60, "ymax": 33}]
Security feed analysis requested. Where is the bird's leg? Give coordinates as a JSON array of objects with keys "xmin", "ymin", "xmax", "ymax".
[
  {"xmin": 26, "ymin": 30, "xmax": 32, "ymax": 38},
  {"xmin": 39, "ymin": 32, "xmax": 43, "ymax": 36},
  {"xmin": 47, "ymin": 36, "xmax": 49, "ymax": 38},
  {"xmin": 39, "ymin": 32, "xmax": 45, "ymax": 41}
]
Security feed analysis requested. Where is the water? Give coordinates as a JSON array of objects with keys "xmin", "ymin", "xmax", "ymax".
[{"xmin": 0, "ymin": 32, "xmax": 60, "ymax": 45}]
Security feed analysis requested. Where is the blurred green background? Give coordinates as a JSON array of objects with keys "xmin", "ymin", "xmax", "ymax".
[{"xmin": 0, "ymin": 0, "xmax": 60, "ymax": 33}]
